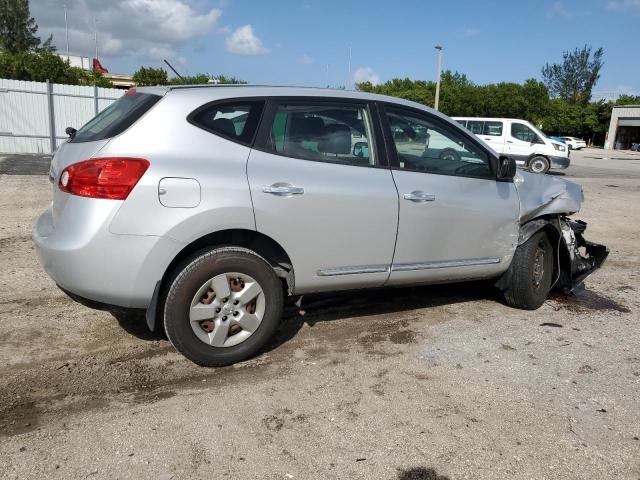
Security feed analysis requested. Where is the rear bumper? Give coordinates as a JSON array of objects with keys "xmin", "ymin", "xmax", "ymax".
[
  {"xmin": 549, "ymin": 155, "xmax": 570, "ymax": 170},
  {"xmin": 33, "ymin": 203, "xmax": 182, "ymax": 309}
]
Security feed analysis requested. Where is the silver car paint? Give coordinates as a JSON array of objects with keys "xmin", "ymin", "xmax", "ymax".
[
  {"xmin": 247, "ymin": 148, "xmax": 399, "ymax": 293},
  {"xmin": 33, "ymin": 85, "xmax": 586, "ymax": 309},
  {"xmin": 514, "ymin": 170, "xmax": 582, "ymax": 223},
  {"xmin": 387, "ymin": 170, "xmax": 519, "ymax": 285}
]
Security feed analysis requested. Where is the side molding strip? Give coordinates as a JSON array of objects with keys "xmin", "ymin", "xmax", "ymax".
[
  {"xmin": 391, "ymin": 258, "xmax": 501, "ymax": 272},
  {"xmin": 317, "ymin": 265, "xmax": 390, "ymax": 276},
  {"xmin": 317, "ymin": 258, "xmax": 501, "ymax": 276}
]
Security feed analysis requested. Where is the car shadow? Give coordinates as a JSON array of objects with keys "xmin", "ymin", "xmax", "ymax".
[
  {"xmin": 264, "ymin": 281, "xmax": 499, "ymax": 353},
  {"xmin": 110, "ymin": 309, "xmax": 166, "ymax": 341},
  {"xmin": 109, "ymin": 281, "xmax": 499, "ymax": 344}
]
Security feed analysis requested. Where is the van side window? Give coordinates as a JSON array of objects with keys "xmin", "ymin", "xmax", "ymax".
[
  {"xmin": 268, "ymin": 103, "xmax": 375, "ymax": 166},
  {"xmin": 511, "ymin": 122, "xmax": 537, "ymax": 143},
  {"xmin": 483, "ymin": 121, "xmax": 503, "ymax": 136},
  {"xmin": 467, "ymin": 120, "xmax": 484, "ymax": 135},
  {"xmin": 189, "ymin": 101, "xmax": 264, "ymax": 146}
]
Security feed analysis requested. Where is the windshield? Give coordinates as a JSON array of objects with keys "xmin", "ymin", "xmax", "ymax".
[{"xmin": 71, "ymin": 92, "xmax": 161, "ymax": 143}]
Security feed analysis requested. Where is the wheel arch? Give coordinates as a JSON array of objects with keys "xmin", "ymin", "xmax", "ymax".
[
  {"xmin": 146, "ymin": 229, "xmax": 294, "ymax": 332},
  {"xmin": 497, "ymin": 216, "xmax": 565, "ymax": 293},
  {"xmin": 527, "ymin": 153, "xmax": 550, "ymax": 165}
]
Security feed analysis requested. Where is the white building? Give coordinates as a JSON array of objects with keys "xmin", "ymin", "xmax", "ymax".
[{"xmin": 605, "ymin": 105, "xmax": 640, "ymax": 150}]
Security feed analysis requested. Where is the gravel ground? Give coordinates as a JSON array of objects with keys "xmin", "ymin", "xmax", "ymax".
[{"xmin": 0, "ymin": 149, "xmax": 639, "ymax": 480}]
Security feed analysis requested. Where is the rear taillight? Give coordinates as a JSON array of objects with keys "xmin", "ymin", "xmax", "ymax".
[{"xmin": 59, "ymin": 157, "xmax": 149, "ymax": 200}]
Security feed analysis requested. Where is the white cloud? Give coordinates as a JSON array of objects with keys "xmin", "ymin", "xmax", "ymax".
[
  {"xmin": 546, "ymin": 1, "xmax": 572, "ymax": 18},
  {"xmin": 457, "ymin": 27, "xmax": 480, "ymax": 37},
  {"xmin": 353, "ymin": 66, "xmax": 380, "ymax": 85},
  {"xmin": 32, "ymin": 0, "xmax": 221, "ymax": 62},
  {"xmin": 607, "ymin": 0, "xmax": 640, "ymax": 13},
  {"xmin": 298, "ymin": 54, "xmax": 313, "ymax": 65},
  {"xmin": 225, "ymin": 25, "xmax": 269, "ymax": 55},
  {"xmin": 592, "ymin": 85, "xmax": 639, "ymax": 101}
]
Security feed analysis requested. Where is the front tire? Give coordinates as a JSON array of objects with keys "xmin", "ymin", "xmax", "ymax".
[
  {"xmin": 529, "ymin": 156, "xmax": 550, "ymax": 174},
  {"xmin": 163, "ymin": 247, "xmax": 284, "ymax": 367},
  {"xmin": 503, "ymin": 231, "xmax": 554, "ymax": 310}
]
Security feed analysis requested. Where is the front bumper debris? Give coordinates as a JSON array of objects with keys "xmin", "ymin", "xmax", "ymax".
[{"xmin": 556, "ymin": 218, "xmax": 608, "ymax": 293}]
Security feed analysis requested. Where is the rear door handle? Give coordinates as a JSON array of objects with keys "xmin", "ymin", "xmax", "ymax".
[
  {"xmin": 506, "ymin": 140, "xmax": 514, "ymax": 144},
  {"xmin": 262, "ymin": 183, "xmax": 305, "ymax": 196},
  {"xmin": 403, "ymin": 191, "xmax": 436, "ymax": 202}
]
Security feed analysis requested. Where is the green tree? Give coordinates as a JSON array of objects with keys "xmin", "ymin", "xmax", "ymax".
[
  {"xmin": 132, "ymin": 66, "xmax": 169, "ymax": 86},
  {"xmin": 615, "ymin": 94, "xmax": 640, "ymax": 105},
  {"xmin": 0, "ymin": 0, "xmax": 54, "ymax": 53},
  {"xmin": 541, "ymin": 45, "xmax": 604, "ymax": 104},
  {"xmin": 357, "ymin": 73, "xmax": 549, "ymax": 122},
  {"xmin": 168, "ymin": 73, "xmax": 248, "ymax": 85},
  {"xmin": 0, "ymin": 49, "xmax": 112, "ymax": 86}
]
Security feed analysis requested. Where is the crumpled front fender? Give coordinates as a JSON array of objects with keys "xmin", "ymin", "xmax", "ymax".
[{"xmin": 514, "ymin": 171, "xmax": 583, "ymax": 223}]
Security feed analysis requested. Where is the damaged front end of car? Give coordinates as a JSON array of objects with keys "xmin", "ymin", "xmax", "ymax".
[
  {"xmin": 554, "ymin": 218, "xmax": 608, "ymax": 293},
  {"xmin": 514, "ymin": 171, "xmax": 609, "ymax": 294}
]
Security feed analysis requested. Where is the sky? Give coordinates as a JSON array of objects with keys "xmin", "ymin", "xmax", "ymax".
[{"xmin": 31, "ymin": 0, "xmax": 640, "ymax": 99}]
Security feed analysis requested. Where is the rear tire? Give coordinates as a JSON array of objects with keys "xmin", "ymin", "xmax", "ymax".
[
  {"xmin": 529, "ymin": 156, "xmax": 550, "ymax": 174},
  {"xmin": 163, "ymin": 247, "xmax": 284, "ymax": 367},
  {"xmin": 503, "ymin": 231, "xmax": 554, "ymax": 310}
]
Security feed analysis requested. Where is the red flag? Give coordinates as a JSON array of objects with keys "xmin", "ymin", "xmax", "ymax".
[{"xmin": 93, "ymin": 58, "xmax": 108, "ymax": 73}]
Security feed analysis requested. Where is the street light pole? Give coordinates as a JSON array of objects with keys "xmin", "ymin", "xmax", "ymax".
[
  {"xmin": 434, "ymin": 44, "xmax": 443, "ymax": 111},
  {"xmin": 64, "ymin": 4, "xmax": 69, "ymax": 62},
  {"xmin": 94, "ymin": 17, "xmax": 98, "ymax": 62}
]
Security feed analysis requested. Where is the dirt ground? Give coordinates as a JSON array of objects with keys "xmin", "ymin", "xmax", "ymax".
[{"xmin": 0, "ymin": 149, "xmax": 639, "ymax": 480}]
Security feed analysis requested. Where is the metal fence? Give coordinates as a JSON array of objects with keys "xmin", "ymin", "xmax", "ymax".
[{"xmin": 0, "ymin": 78, "xmax": 124, "ymax": 154}]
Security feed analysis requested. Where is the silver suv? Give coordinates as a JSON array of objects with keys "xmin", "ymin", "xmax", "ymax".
[{"xmin": 33, "ymin": 86, "xmax": 608, "ymax": 366}]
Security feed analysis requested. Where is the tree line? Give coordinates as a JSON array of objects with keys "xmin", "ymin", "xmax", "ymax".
[{"xmin": 357, "ymin": 46, "xmax": 640, "ymax": 145}]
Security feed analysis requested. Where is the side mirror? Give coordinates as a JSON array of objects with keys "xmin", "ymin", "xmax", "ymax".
[
  {"xmin": 497, "ymin": 155, "xmax": 516, "ymax": 180},
  {"xmin": 65, "ymin": 126, "xmax": 77, "ymax": 139},
  {"xmin": 353, "ymin": 141, "xmax": 368, "ymax": 157}
]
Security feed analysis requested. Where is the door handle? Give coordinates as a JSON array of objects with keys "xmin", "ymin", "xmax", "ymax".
[
  {"xmin": 403, "ymin": 191, "xmax": 436, "ymax": 202},
  {"xmin": 262, "ymin": 184, "xmax": 305, "ymax": 196},
  {"xmin": 506, "ymin": 140, "xmax": 514, "ymax": 144}
]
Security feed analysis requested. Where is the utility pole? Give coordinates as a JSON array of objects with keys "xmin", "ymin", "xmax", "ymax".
[
  {"xmin": 347, "ymin": 44, "xmax": 352, "ymax": 89},
  {"xmin": 64, "ymin": 4, "xmax": 69, "ymax": 62},
  {"xmin": 325, "ymin": 64, "xmax": 329, "ymax": 88},
  {"xmin": 94, "ymin": 17, "xmax": 98, "ymax": 63},
  {"xmin": 434, "ymin": 44, "xmax": 443, "ymax": 111}
]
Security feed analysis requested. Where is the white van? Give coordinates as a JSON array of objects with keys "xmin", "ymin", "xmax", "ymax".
[{"xmin": 453, "ymin": 117, "xmax": 569, "ymax": 174}]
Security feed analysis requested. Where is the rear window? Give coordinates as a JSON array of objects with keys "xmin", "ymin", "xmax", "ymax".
[
  {"xmin": 189, "ymin": 100, "xmax": 265, "ymax": 146},
  {"xmin": 71, "ymin": 92, "xmax": 161, "ymax": 143}
]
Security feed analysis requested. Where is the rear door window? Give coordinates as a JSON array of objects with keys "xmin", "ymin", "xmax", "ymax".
[
  {"xmin": 189, "ymin": 100, "xmax": 265, "ymax": 145},
  {"xmin": 71, "ymin": 91, "xmax": 161, "ymax": 143},
  {"xmin": 267, "ymin": 102, "xmax": 376, "ymax": 167}
]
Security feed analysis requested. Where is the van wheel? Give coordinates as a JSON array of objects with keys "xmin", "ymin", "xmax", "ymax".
[
  {"xmin": 503, "ymin": 231, "xmax": 554, "ymax": 310},
  {"xmin": 163, "ymin": 247, "xmax": 284, "ymax": 367},
  {"xmin": 529, "ymin": 156, "xmax": 550, "ymax": 174}
]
